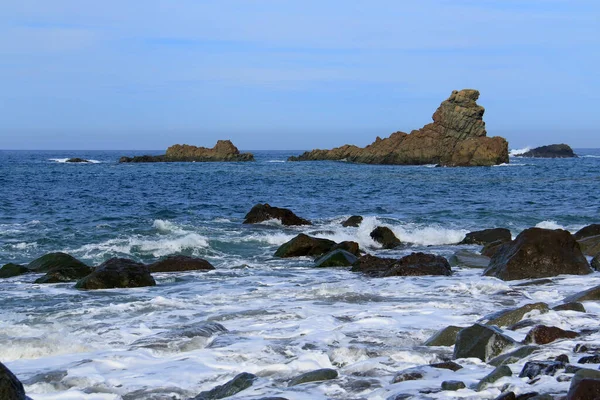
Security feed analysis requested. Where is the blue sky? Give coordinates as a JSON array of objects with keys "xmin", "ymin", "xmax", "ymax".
[{"xmin": 1, "ymin": 1, "xmax": 599, "ymax": 150}]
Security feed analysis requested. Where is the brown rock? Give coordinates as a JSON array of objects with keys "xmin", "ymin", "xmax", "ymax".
[
  {"xmin": 243, "ymin": 203, "xmax": 311, "ymax": 226},
  {"xmin": 148, "ymin": 255, "xmax": 215, "ymax": 273},
  {"xmin": 120, "ymin": 140, "xmax": 254, "ymax": 162},
  {"xmin": 288, "ymin": 89, "xmax": 508, "ymax": 167},
  {"xmin": 370, "ymin": 226, "xmax": 401, "ymax": 249},
  {"xmin": 484, "ymin": 228, "xmax": 592, "ymax": 280},
  {"xmin": 566, "ymin": 369, "xmax": 600, "ymax": 400},
  {"xmin": 524, "ymin": 325, "xmax": 579, "ymax": 345},
  {"xmin": 350, "ymin": 254, "xmax": 397, "ymax": 277}
]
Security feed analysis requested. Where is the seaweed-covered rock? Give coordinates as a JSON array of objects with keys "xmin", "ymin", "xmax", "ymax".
[
  {"xmin": 459, "ymin": 228, "xmax": 511, "ymax": 245},
  {"xmin": 480, "ymin": 303, "xmax": 549, "ymax": 327},
  {"xmin": 274, "ymin": 234, "xmax": 335, "ymax": 258},
  {"xmin": 424, "ymin": 326, "xmax": 463, "ymax": 347},
  {"xmin": 314, "ymin": 249, "xmax": 357, "ymax": 268},
  {"xmin": 449, "ymin": 250, "xmax": 490, "ymax": 269},
  {"xmin": 288, "ymin": 368, "xmax": 338, "ymax": 386},
  {"xmin": 0, "ymin": 263, "xmax": 29, "ymax": 279},
  {"xmin": 243, "ymin": 203, "xmax": 311, "ymax": 226},
  {"xmin": 453, "ymin": 324, "xmax": 516, "ymax": 362},
  {"xmin": 75, "ymin": 258, "xmax": 156, "ymax": 289},
  {"xmin": 192, "ymin": 372, "xmax": 257, "ymax": 399},
  {"xmin": 574, "ymin": 224, "xmax": 600, "ymax": 240},
  {"xmin": 0, "ymin": 361, "xmax": 27, "ymax": 400},
  {"xmin": 34, "ymin": 262, "xmax": 93, "ymax": 284},
  {"xmin": 342, "ymin": 216, "xmax": 363, "ymax": 227},
  {"xmin": 27, "ymin": 252, "xmax": 88, "ymax": 273},
  {"xmin": 383, "ymin": 252, "xmax": 451, "ymax": 277},
  {"xmin": 370, "ymin": 226, "xmax": 401, "ymax": 249},
  {"xmin": 524, "ymin": 325, "xmax": 578, "ymax": 345},
  {"xmin": 148, "ymin": 255, "xmax": 215, "ymax": 273},
  {"xmin": 484, "ymin": 228, "xmax": 592, "ymax": 281}
]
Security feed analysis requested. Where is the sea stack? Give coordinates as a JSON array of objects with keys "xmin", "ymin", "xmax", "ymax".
[
  {"xmin": 120, "ymin": 140, "xmax": 254, "ymax": 162},
  {"xmin": 289, "ymin": 89, "xmax": 509, "ymax": 167}
]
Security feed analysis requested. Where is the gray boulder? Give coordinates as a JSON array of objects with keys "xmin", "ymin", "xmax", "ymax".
[
  {"xmin": 453, "ymin": 324, "xmax": 517, "ymax": 362},
  {"xmin": 192, "ymin": 372, "xmax": 257, "ymax": 399},
  {"xmin": 27, "ymin": 252, "xmax": 88, "ymax": 273},
  {"xmin": 479, "ymin": 303, "xmax": 549, "ymax": 327}
]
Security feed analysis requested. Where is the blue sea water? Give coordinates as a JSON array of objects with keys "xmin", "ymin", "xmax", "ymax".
[{"xmin": 1, "ymin": 148, "xmax": 599, "ymax": 399}]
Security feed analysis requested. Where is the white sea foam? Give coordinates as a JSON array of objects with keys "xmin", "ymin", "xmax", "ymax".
[
  {"xmin": 266, "ymin": 160, "xmax": 286, "ymax": 163},
  {"xmin": 10, "ymin": 242, "xmax": 38, "ymax": 250},
  {"xmin": 509, "ymin": 147, "xmax": 531, "ymax": 156},
  {"xmin": 581, "ymin": 155, "xmax": 600, "ymax": 158},
  {"xmin": 492, "ymin": 162, "xmax": 528, "ymax": 167},
  {"xmin": 152, "ymin": 219, "xmax": 185, "ymax": 234},
  {"xmin": 535, "ymin": 220, "xmax": 564, "ymax": 230}
]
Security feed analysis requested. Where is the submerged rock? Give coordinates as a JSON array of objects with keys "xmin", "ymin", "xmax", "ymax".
[
  {"xmin": 524, "ymin": 325, "xmax": 578, "ymax": 345},
  {"xmin": 370, "ymin": 226, "xmax": 401, "ymax": 249},
  {"xmin": 192, "ymin": 372, "xmax": 257, "ymax": 399},
  {"xmin": 75, "ymin": 258, "xmax": 156, "ymax": 289},
  {"xmin": 148, "ymin": 255, "xmax": 215, "ymax": 273},
  {"xmin": 34, "ymin": 262, "xmax": 93, "ymax": 284},
  {"xmin": 27, "ymin": 252, "xmax": 88, "ymax": 273},
  {"xmin": 288, "ymin": 368, "xmax": 338, "ymax": 386},
  {"xmin": 243, "ymin": 203, "xmax": 311, "ymax": 226},
  {"xmin": 424, "ymin": 326, "xmax": 463, "ymax": 347},
  {"xmin": 0, "ymin": 361, "xmax": 27, "ymax": 400},
  {"xmin": 288, "ymin": 89, "xmax": 509, "ymax": 167},
  {"xmin": 120, "ymin": 140, "xmax": 254, "ymax": 163},
  {"xmin": 342, "ymin": 216, "xmax": 363, "ymax": 227},
  {"xmin": 459, "ymin": 228, "xmax": 511, "ymax": 245},
  {"xmin": 449, "ymin": 250, "xmax": 490, "ymax": 269},
  {"xmin": 430, "ymin": 361, "xmax": 463, "ymax": 371},
  {"xmin": 0, "ymin": 263, "xmax": 29, "ymax": 279},
  {"xmin": 517, "ymin": 144, "xmax": 577, "ymax": 158},
  {"xmin": 314, "ymin": 249, "xmax": 357, "ymax": 267},
  {"xmin": 484, "ymin": 228, "xmax": 592, "ymax": 280},
  {"xmin": 480, "ymin": 302, "xmax": 549, "ymax": 327},
  {"xmin": 131, "ymin": 322, "xmax": 227, "ymax": 351},
  {"xmin": 453, "ymin": 324, "xmax": 516, "ymax": 362},
  {"xmin": 274, "ymin": 234, "xmax": 335, "ymax": 258}
]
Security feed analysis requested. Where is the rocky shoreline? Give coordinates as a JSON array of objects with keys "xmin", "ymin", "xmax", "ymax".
[
  {"xmin": 289, "ymin": 89, "xmax": 509, "ymax": 167},
  {"xmin": 119, "ymin": 140, "xmax": 254, "ymax": 163}
]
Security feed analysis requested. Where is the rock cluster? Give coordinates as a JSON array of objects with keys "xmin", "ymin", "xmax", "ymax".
[
  {"xmin": 288, "ymin": 89, "xmax": 509, "ymax": 166},
  {"xmin": 119, "ymin": 140, "xmax": 254, "ymax": 163}
]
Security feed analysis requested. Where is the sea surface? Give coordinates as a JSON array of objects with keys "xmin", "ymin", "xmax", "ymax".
[{"xmin": 1, "ymin": 148, "xmax": 599, "ymax": 399}]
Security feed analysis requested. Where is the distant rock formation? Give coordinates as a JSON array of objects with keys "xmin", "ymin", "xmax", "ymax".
[
  {"xmin": 119, "ymin": 140, "xmax": 254, "ymax": 163},
  {"xmin": 288, "ymin": 89, "xmax": 509, "ymax": 167},
  {"xmin": 516, "ymin": 144, "xmax": 577, "ymax": 158}
]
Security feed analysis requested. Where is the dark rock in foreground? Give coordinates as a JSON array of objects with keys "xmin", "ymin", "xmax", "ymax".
[
  {"xmin": 243, "ymin": 203, "xmax": 311, "ymax": 226},
  {"xmin": 342, "ymin": 216, "xmax": 363, "ymax": 227},
  {"xmin": 0, "ymin": 263, "xmax": 29, "ymax": 279},
  {"xmin": 66, "ymin": 158, "xmax": 89, "ymax": 163},
  {"xmin": 441, "ymin": 380, "xmax": 466, "ymax": 391},
  {"xmin": 0, "ymin": 361, "xmax": 27, "ymax": 400},
  {"xmin": 524, "ymin": 325, "xmax": 578, "ymax": 345},
  {"xmin": 35, "ymin": 262, "xmax": 93, "ymax": 284},
  {"xmin": 192, "ymin": 372, "xmax": 257, "ymax": 399},
  {"xmin": 453, "ymin": 324, "xmax": 516, "ymax": 362},
  {"xmin": 517, "ymin": 144, "xmax": 577, "ymax": 158},
  {"xmin": 519, "ymin": 360, "xmax": 565, "ymax": 379},
  {"xmin": 75, "ymin": 258, "xmax": 156, "ymax": 289},
  {"xmin": 370, "ymin": 226, "xmax": 401, "ymax": 249},
  {"xmin": 489, "ymin": 346, "xmax": 538, "ymax": 367},
  {"xmin": 564, "ymin": 285, "xmax": 600, "ymax": 303},
  {"xmin": 475, "ymin": 365, "xmax": 512, "ymax": 391},
  {"xmin": 566, "ymin": 369, "xmax": 600, "ymax": 400},
  {"xmin": 484, "ymin": 228, "xmax": 592, "ymax": 280},
  {"xmin": 27, "ymin": 252, "xmax": 88, "ymax": 273},
  {"xmin": 351, "ymin": 253, "xmax": 451, "ymax": 278},
  {"xmin": 289, "ymin": 89, "xmax": 509, "ymax": 166},
  {"xmin": 120, "ymin": 140, "xmax": 254, "ymax": 163},
  {"xmin": 148, "ymin": 255, "xmax": 215, "ymax": 273},
  {"xmin": 459, "ymin": 228, "xmax": 511, "ymax": 245},
  {"xmin": 288, "ymin": 368, "xmax": 338, "ymax": 386}
]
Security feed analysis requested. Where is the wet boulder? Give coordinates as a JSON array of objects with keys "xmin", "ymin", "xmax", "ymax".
[
  {"xmin": 489, "ymin": 346, "xmax": 539, "ymax": 367},
  {"xmin": 592, "ymin": 255, "xmax": 600, "ymax": 271},
  {"xmin": 288, "ymin": 368, "xmax": 338, "ymax": 386},
  {"xmin": 0, "ymin": 263, "xmax": 29, "ymax": 279},
  {"xmin": 459, "ymin": 228, "xmax": 511, "ymax": 245},
  {"xmin": 573, "ymin": 224, "xmax": 600, "ymax": 240},
  {"xmin": 27, "ymin": 252, "xmax": 88, "ymax": 273},
  {"xmin": 475, "ymin": 365, "xmax": 512, "ymax": 391},
  {"xmin": 370, "ymin": 226, "xmax": 401, "ymax": 249},
  {"xmin": 274, "ymin": 234, "xmax": 335, "ymax": 258},
  {"xmin": 34, "ymin": 262, "xmax": 93, "ymax": 284},
  {"xmin": 75, "ymin": 258, "xmax": 156, "ymax": 289},
  {"xmin": 577, "ymin": 235, "xmax": 600, "ymax": 257},
  {"xmin": 334, "ymin": 241, "xmax": 361, "ymax": 257},
  {"xmin": 449, "ymin": 250, "xmax": 490, "ymax": 269},
  {"xmin": 192, "ymin": 372, "xmax": 257, "ymax": 400},
  {"xmin": 350, "ymin": 254, "xmax": 397, "ymax": 277},
  {"xmin": 148, "ymin": 255, "xmax": 215, "ymax": 273},
  {"xmin": 453, "ymin": 324, "xmax": 517, "ymax": 362},
  {"xmin": 441, "ymin": 380, "xmax": 466, "ymax": 391},
  {"xmin": 483, "ymin": 228, "xmax": 592, "ymax": 281},
  {"xmin": 430, "ymin": 361, "xmax": 463, "ymax": 371},
  {"xmin": 243, "ymin": 203, "xmax": 311, "ymax": 226},
  {"xmin": 524, "ymin": 325, "xmax": 578, "ymax": 345},
  {"xmin": 383, "ymin": 252, "xmax": 451, "ymax": 277},
  {"xmin": 566, "ymin": 369, "xmax": 600, "ymax": 400},
  {"xmin": 0, "ymin": 361, "xmax": 27, "ymax": 400},
  {"xmin": 424, "ymin": 326, "xmax": 463, "ymax": 347},
  {"xmin": 519, "ymin": 360, "xmax": 565, "ymax": 379},
  {"xmin": 342, "ymin": 216, "xmax": 363, "ymax": 227},
  {"xmin": 480, "ymin": 302, "xmax": 549, "ymax": 328},
  {"xmin": 481, "ymin": 240, "xmax": 508, "ymax": 258},
  {"xmin": 564, "ymin": 285, "xmax": 600, "ymax": 303},
  {"xmin": 314, "ymin": 249, "xmax": 357, "ymax": 268},
  {"xmin": 553, "ymin": 302, "xmax": 586, "ymax": 313}
]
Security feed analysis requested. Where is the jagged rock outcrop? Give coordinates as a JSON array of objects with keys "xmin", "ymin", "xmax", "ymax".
[
  {"xmin": 516, "ymin": 144, "xmax": 577, "ymax": 158},
  {"xmin": 288, "ymin": 90, "xmax": 509, "ymax": 167},
  {"xmin": 119, "ymin": 140, "xmax": 254, "ymax": 162}
]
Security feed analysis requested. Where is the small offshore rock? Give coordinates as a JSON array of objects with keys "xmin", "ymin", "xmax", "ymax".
[
  {"xmin": 288, "ymin": 368, "xmax": 338, "ymax": 386},
  {"xmin": 565, "ymin": 369, "xmax": 600, "ymax": 400},
  {"xmin": 476, "ymin": 365, "xmax": 512, "ymax": 391},
  {"xmin": 453, "ymin": 324, "xmax": 516, "ymax": 362},
  {"xmin": 459, "ymin": 228, "xmax": 511, "ymax": 245},
  {"xmin": 148, "ymin": 255, "xmax": 215, "ymax": 273},
  {"xmin": 489, "ymin": 346, "xmax": 539, "ymax": 367},
  {"xmin": 370, "ymin": 226, "xmax": 401, "ymax": 249},
  {"xmin": 243, "ymin": 203, "xmax": 311, "ymax": 226},
  {"xmin": 524, "ymin": 325, "xmax": 578, "ymax": 345},
  {"xmin": 75, "ymin": 258, "xmax": 156, "ymax": 289},
  {"xmin": 383, "ymin": 252, "xmax": 452, "ymax": 277},
  {"xmin": 553, "ymin": 302, "xmax": 586, "ymax": 313},
  {"xmin": 449, "ymin": 250, "xmax": 490, "ymax": 269},
  {"xmin": 517, "ymin": 144, "xmax": 577, "ymax": 158},
  {"xmin": 274, "ymin": 234, "xmax": 336, "ymax": 258},
  {"xmin": 0, "ymin": 361, "xmax": 27, "ymax": 400},
  {"xmin": 342, "ymin": 216, "xmax": 363, "ymax": 227},
  {"xmin": 480, "ymin": 302, "xmax": 549, "ymax": 327},
  {"xmin": 429, "ymin": 361, "xmax": 463, "ymax": 371},
  {"xmin": 121, "ymin": 140, "xmax": 254, "ymax": 163},
  {"xmin": 34, "ymin": 261, "xmax": 93, "ymax": 284},
  {"xmin": 0, "ymin": 263, "xmax": 29, "ymax": 279},
  {"xmin": 519, "ymin": 361, "xmax": 565, "ymax": 379},
  {"xmin": 441, "ymin": 380, "xmax": 465, "ymax": 391},
  {"xmin": 192, "ymin": 372, "xmax": 257, "ymax": 399},
  {"xmin": 564, "ymin": 285, "xmax": 600, "ymax": 303},
  {"xmin": 424, "ymin": 326, "xmax": 463, "ymax": 347},
  {"xmin": 65, "ymin": 157, "xmax": 89, "ymax": 163},
  {"xmin": 334, "ymin": 241, "xmax": 361, "ymax": 256},
  {"xmin": 484, "ymin": 228, "xmax": 592, "ymax": 281},
  {"xmin": 314, "ymin": 249, "xmax": 357, "ymax": 268},
  {"xmin": 27, "ymin": 252, "xmax": 89, "ymax": 273},
  {"xmin": 556, "ymin": 354, "xmax": 570, "ymax": 363}
]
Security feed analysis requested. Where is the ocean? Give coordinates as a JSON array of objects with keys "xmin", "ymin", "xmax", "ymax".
[{"xmin": 1, "ymin": 148, "xmax": 599, "ymax": 399}]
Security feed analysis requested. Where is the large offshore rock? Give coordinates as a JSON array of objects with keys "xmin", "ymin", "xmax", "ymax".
[
  {"xmin": 0, "ymin": 263, "xmax": 29, "ymax": 279},
  {"xmin": 350, "ymin": 254, "xmax": 397, "ymax": 277},
  {"xmin": 288, "ymin": 89, "xmax": 509, "ymax": 167},
  {"xmin": 424, "ymin": 326, "xmax": 463, "ymax": 347},
  {"xmin": 517, "ymin": 144, "xmax": 577, "ymax": 158},
  {"xmin": 120, "ymin": 140, "xmax": 254, "ymax": 162},
  {"xmin": 27, "ymin": 252, "xmax": 88, "ymax": 273},
  {"xmin": 0, "ymin": 361, "xmax": 27, "ymax": 400},
  {"xmin": 453, "ymin": 324, "xmax": 517, "ymax": 362},
  {"xmin": 192, "ymin": 372, "xmax": 257, "ymax": 399},
  {"xmin": 459, "ymin": 228, "xmax": 511, "ymax": 245},
  {"xmin": 75, "ymin": 258, "xmax": 156, "ymax": 289},
  {"xmin": 148, "ymin": 255, "xmax": 215, "ymax": 273},
  {"xmin": 243, "ymin": 203, "xmax": 311, "ymax": 226},
  {"xmin": 484, "ymin": 228, "xmax": 592, "ymax": 280},
  {"xmin": 383, "ymin": 252, "xmax": 452, "ymax": 277}
]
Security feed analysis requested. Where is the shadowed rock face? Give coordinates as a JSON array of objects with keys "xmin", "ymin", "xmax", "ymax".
[
  {"xmin": 119, "ymin": 140, "xmax": 254, "ymax": 162},
  {"xmin": 288, "ymin": 89, "xmax": 509, "ymax": 167}
]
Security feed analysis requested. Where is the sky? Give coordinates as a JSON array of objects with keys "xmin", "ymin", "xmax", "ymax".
[{"xmin": 1, "ymin": 0, "xmax": 599, "ymax": 150}]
